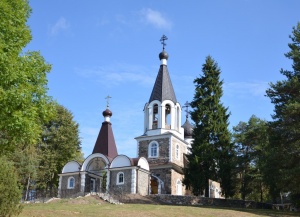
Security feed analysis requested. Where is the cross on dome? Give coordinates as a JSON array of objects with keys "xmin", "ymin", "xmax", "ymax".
[
  {"xmin": 105, "ymin": 95, "xmax": 112, "ymax": 108},
  {"xmin": 160, "ymin": 35, "xmax": 168, "ymax": 50},
  {"xmin": 183, "ymin": 101, "xmax": 190, "ymax": 118}
]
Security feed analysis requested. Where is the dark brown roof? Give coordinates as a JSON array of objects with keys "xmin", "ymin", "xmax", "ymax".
[
  {"xmin": 92, "ymin": 121, "xmax": 118, "ymax": 159},
  {"xmin": 148, "ymin": 64, "xmax": 177, "ymax": 103}
]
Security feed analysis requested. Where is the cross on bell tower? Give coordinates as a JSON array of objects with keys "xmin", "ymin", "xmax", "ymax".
[{"xmin": 160, "ymin": 35, "xmax": 168, "ymax": 50}]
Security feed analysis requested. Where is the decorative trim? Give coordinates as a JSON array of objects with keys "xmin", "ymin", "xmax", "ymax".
[{"xmin": 131, "ymin": 169, "xmax": 137, "ymax": 194}]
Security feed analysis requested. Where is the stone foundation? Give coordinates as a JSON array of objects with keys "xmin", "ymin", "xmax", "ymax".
[{"xmin": 148, "ymin": 194, "xmax": 273, "ymax": 209}]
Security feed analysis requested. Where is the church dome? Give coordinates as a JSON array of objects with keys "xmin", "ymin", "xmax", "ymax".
[
  {"xmin": 159, "ymin": 50, "xmax": 169, "ymax": 60},
  {"xmin": 102, "ymin": 108, "xmax": 112, "ymax": 117},
  {"xmin": 182, "ymin": 117, "xmax": 193, "ymax": 138}
]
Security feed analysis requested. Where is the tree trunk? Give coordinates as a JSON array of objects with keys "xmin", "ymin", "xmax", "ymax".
[{"xmin": 25, "ymin": 174, "xmax": 31, "ymax": 201}]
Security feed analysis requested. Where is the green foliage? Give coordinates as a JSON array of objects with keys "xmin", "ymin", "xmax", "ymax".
[
  {"xmin": 183, "ymin": 56, "xmax": 234, "ymax": 197},
  {"xmin": 0, "ymin": 157, "xmax": 23, "ymax": 217},
  {"xmin": 12, "ymin": 145, "xmax": 39, "ymax": 201},
  {"xmin": 232, "ymin": 116, "xmax": 270, "ymax": 201},
  {"xmin": 0, "ymin": 0, "xmax": 55, "ymax": 155},
  {"xmin": 266, "ymin": 22, "xmax": 300, "ymax": 201},
  {"xmin": 37, "ymin": 104, "xmax": 82, "ymax": 190},
  {"xmin": 102, "ymin": 172, "xmax": 107, "ymax": 191}
]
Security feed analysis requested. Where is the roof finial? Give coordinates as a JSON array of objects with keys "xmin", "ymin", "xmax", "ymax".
[
  {"xmin": 183, "ymin": 101, "xmax": 190, "ymax": 119},
  {"xmin": 160, "ymin": 35, "xmax": 168, "ymax": 50},
  {"xmin": 105, "ymin": 95, "xmax": 112, "ymax": 108}
]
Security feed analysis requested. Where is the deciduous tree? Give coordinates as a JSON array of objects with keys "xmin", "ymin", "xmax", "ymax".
[{"xmin": 0, "ymin": 0, "xmax": 54, "ymax": 155}]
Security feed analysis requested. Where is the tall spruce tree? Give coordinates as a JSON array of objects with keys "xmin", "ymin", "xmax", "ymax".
[
  {"xmin": 266, "ymin": 22, "xmax": 300, "ymax": 202},
  {"xmin": 183, "ymin": 56, "xmax": 234, "ymax": 197}
]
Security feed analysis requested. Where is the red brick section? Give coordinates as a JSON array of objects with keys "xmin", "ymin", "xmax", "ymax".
[{"xmin": 92, "ymin": 121, "xmax": 118, "ymax": 158}]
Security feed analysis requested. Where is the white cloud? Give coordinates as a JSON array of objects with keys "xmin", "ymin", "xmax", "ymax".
[
  {"xmin": 50, "ymin": 17, "xmax": 70, "ymax": 36},
  {"xmin": 140, "ymin": 8, "xmax": 172, "ymax": 30},
  {"xmin": 76, "ymin": 63, "xmax": 155, "ymax": 86},
  {"xmin": 224, "ymin": 81, "xmax": 269, "ymax": 98}
]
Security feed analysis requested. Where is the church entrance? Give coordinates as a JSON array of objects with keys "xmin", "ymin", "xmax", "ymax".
[
  {"xmin": 90, "ymin": 179, "xmax": 96, "ymax": 192},
  {"xmin": 151, "ymin": 178, "xmax": 158, "ymax": 194}
]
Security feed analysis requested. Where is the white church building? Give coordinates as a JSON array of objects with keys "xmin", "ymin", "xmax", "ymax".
[{"xmin": 58, "ymin": 36, "xmax": 196, "ymax": 197}]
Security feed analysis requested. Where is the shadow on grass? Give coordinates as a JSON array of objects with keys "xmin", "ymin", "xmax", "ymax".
[{"xmin": 190, "ymin": 205, "xmax": 300, "ymax": 217}]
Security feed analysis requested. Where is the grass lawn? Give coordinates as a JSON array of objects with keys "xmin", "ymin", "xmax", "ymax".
[{"xmin": 19, "ymin": 196, "xmax": 299, "ymax": 217}]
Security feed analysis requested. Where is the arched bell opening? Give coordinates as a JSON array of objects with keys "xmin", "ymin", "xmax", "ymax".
[
  {"xmin": 165, "ymin": 104, "xmax": 171, "ymax": 129},
  {"xmin": 152, "ymin": 104, "xmax": 158, "ymax": 129}
]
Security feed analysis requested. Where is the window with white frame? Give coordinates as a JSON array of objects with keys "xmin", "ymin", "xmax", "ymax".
[
  {"xmin": 67, "ymin": 177, "xmax": 75, "ymax": 189},
  {"xmin": 117, "ymin": 172, "xmax": 124, "ymax": 185},
  {"xmin": 176, "ymin": 144, "xmax": 180, "ymax": 160},
  {"xmin": 148, "ymin": 141, "xmax": 159, "ymax": 158}
]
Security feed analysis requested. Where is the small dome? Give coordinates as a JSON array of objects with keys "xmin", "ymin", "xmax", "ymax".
[
  {"xmin": 102, "ymin": 108, "xmax": 112, "ymax": 117},
  {"xmin": 182, "ymin": 117, "xmax": 193, "ymax": 138},
  {"xmin": 159, "ymin": 50, "xmax": 169, "ymax": 60}
]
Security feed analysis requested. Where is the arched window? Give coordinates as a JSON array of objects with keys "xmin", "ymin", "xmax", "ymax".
[
  {"xmin": 117, "ymin": 172, "xmax": 124, "ymax": 185},
  {"xmin": 176, "ymin": 144, "xmax": 180, "ymax": 160},
  {"xmin": 68, "ymin": 177, "xmax": 75, "ymax": 189},
  {"xmin": 148, "ymin": 141, "xmax": 159, "ymax": 158},
  {"xmin": 176, "ymin": 179, "xmax": 182, "ymax": 195}
]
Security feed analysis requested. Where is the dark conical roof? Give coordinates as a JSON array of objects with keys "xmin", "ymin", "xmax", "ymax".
[
  {"xmin": 92, "ymin": 109, "xmax": 118, "ymax": 158},
  {"xmin": 148, "ymin": 56, "xmax": 177, "ymax": 103},
  {"xmin": 182, "ymin": 117, "xmax": 193, "ymax": 138}
]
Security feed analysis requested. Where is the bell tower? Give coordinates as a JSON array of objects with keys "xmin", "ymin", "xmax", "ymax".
[
  {"xmin": 143, "ymin": 35, "xmax": 184, "ymax": 139},
  {"xmin": 135, "ymin": 36, "xmax": 189, "ymax": 195}
]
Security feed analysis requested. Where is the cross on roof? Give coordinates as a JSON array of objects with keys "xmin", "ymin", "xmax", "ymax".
[
  {"xmin": 105, "ymin": 95, "xmax": 112, "ymax": 108},
  {"xmin": 183, "ymin": 101, "xmax": 190, "ymax": 118},
  {"xmin": 160, "ymin": 35, "xmax": 168, "ymax": 50}
]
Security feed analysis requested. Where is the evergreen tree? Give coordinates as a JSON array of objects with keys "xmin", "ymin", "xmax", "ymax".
[
  {"xmin": 266, "ymin": 22, "xmax": 300, "ymax": 203},
  {"xmin": 183, "ymin": 56, "xmax": 234, "ymax": 197},
  {"xmin": 0, "ymin": 156, "xmax": 23, "ymax": 216},
  {"xmin": 232, "ymin": 115, "xmax": 269, "ymax": 202}
]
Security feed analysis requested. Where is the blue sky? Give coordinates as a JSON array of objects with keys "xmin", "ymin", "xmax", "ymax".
[{"xmin": 26, "ymin": 1, "xmax": 300, "ymax": 158}]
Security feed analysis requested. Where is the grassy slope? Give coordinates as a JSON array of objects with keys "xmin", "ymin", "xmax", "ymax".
[{"xmin": 19, "ymin": 197, "xmax": 299, "ymax": 217}]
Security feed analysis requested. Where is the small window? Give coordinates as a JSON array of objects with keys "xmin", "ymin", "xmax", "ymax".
[
  {"xmin": 68, "ymin": 177, "xmax": 75, "ymax": 189},
  {"xmin": 117, "ymin": 172, "xmax": 124, "ymax": 185},
  {"xmin": 176, "ymin": 144, "xmax": 180, "ymax": 160},
  {"xmin": 149, "ymin": 141, "xmax": 159, "ymax": 158}
]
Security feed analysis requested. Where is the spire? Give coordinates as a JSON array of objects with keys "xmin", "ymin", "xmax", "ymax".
[
  {"xmin": 148, "ymin": 35, "xmax": 177, "ymax": 103},
  {"xmin": 92, "ymin": 97, "xmax": 118, "ymax": 159}
]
